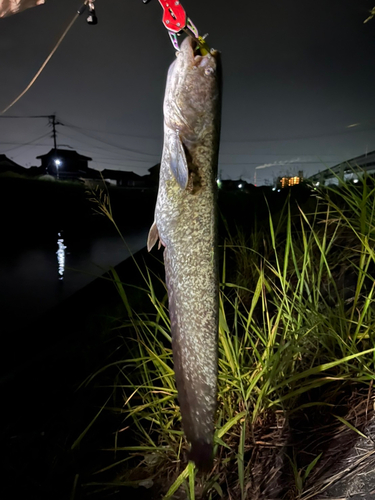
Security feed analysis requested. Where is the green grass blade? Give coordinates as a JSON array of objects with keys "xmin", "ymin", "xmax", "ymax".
[
  {"xmin": 163, "ymin": 465, "xmax": 189, "ymax": 499},
  {"xmin": 71, "ymin": 395, "xmax": 111, "ymax": 450},
  {"xmin": 333, "ymin": 414, "xmax": 368, "ymax": 439},
  {"xmin": 303, "ymin": 452, "xmax": 322, "ymax": 481}
]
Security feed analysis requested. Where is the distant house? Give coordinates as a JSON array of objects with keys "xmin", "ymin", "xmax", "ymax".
[
  {"xmin": 101, "ymin": 169, "xmax": 146, "ymax": 187},
  {"xmin": 0, "ymin": 154, "xmax": 26, "ymax": 176},
  {"xmin": 276, "ymin": 171, "xmax": 304, "ymax": 189},
  {"xmin": 101, "ymin": 164, "xmax": 160, "ymax": 188},
  {"xmin": 1, "ymin": 148, "xmax": 161, "ymax": 188},
  {"xmin": 146, "ymin": 164, "xmax": 160, "ymax": 186},
  {"xmin": 36, "ymin": 149, "xmax": 96, "ymax": 180}
]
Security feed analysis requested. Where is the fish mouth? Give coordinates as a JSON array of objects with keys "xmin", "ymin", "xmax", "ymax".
[
  {"xmin": 183, "ymin": 35, "xmax": 217, "ymax": 60},
  {"xmin": 189, "ymin": 37, "xmax": 202, "ymax": 56}
]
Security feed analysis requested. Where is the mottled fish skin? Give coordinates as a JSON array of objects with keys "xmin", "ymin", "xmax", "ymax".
[{"xmin": 147, "ymin": 36, "xmax": 222, "ymax": 470}]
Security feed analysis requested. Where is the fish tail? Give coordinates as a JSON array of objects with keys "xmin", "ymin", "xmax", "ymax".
[{"xmin": 188, "ymin": 440, "xmax": 213, "ymax": 472}]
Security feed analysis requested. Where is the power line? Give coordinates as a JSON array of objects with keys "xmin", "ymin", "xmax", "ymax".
[
  {"xmin": 1, "ymin": 132, "xmax": 51, "ymax": 154},
  {"xmin": 61, "ymin": 119, "xmax": 161, "ymax": 141},
  {"xmin": 0, "ymin": 115, "xmax": 161, "ymax": 158},
  {"xmin": 220, "ymin": 126, "xmax": 375, "ymax": 144},
  {"xmin": 0, "ymin": 142, "xmax": 51, "ymax": 146},
  {"xmin": 90, "ymin": 160, "xmax": 152, "ymax": 170},
  {"xmin": 61, "ymin": 124, "xmax": 161, "ymax": 158},
  {"xmin": 1, "ymin": 115, "xmax": 374, "ymax": 149},
  {"xmin": 1, "ymin": 115, "xmax": 373, "ymax": 170},
  {"xmin": 0, "ymin": 115, "xmax": 52, "ymax": 119},
  {"xmin": 56, "ymin": 134, "xmax": 158, "ymax": 164},
  {"xmin": 218, "ymin": 161, "xmax": 337, "ymax": 166},
  {"xmin": 58, "ymin": 131, "xmax": 160, "ymax": 160}
]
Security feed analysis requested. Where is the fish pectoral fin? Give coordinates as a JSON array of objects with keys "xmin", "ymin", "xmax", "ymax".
[
  {"xmin": 147, "ymin": 221, "xmax": 159, "ymax": 252},
  {"xmin": 170, "ymin": 131, "xmax": 189, "ymax": 190}
]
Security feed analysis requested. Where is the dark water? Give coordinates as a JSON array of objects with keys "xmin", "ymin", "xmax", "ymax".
[
  {"xmin": 0, "ymin": 227, "xmax": 148, "ymax": 334},
  {"xmin": 0, "ymin": 177, "xmax": 156, "ymax": 336}
]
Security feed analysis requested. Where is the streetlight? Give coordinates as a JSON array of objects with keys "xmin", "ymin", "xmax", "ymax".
[{"xmin": 54, "ymin": 158, "xmax": 61, "ymax": 180}]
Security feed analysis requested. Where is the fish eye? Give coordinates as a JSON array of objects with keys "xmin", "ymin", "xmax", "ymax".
[{"xmin": 205, "ymin": 67, "xmax": 215, "ymax": 76}]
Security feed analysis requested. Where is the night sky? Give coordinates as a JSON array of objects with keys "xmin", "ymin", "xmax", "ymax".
[{"xmin": 1, "ymin": 0, "xmax": 375, "ymax": 185}]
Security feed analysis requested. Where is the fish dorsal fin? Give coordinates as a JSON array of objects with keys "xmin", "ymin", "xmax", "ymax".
[
  {"xmin": 147, "ymin": 221, "xmax": 159, "ymax": 252},
  {"xmin": 170, "ymin": 130, "xmax": 189, "ymax": 190}
]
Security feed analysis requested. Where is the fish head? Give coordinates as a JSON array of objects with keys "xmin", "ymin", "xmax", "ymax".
[{"xmin": 164, "ymin": 36, "xmax": 221, "ymax": 141}]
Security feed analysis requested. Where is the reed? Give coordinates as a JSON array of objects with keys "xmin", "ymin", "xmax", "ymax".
[{"xmin": 77, "ymin": 175, "xmax": 375, "ymax": 499}]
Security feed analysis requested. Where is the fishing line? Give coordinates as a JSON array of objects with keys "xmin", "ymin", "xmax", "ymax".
[{"xmin": 1, "ymin": 1, "xmax": 89, "ymax": 115}]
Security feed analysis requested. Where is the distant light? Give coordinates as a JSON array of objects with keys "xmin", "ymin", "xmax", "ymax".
[
  {"xmin": 55, "ymin": 159, "xmax": 62, "ymax": 167},
  {"xmin": 272, "ymin": 187, "xmax": 276, "ymax": 191},
  {"xmin": 277, "ymin": 189, "xmax": 281, "ymax": 192},
  {"xmin": 56, "ymin": 234, "xmax": 67, "ymax": 281},
  {"xmin": 353, "ymin": 178, "xmax": 359, "ymax": 183},
  {"xmin": 238, "ymin": 183, "xmax": 243, "ymax": 189},
  {"xmin": 216, "ymin": 179, "xmax": 222, "ymax": 188}
]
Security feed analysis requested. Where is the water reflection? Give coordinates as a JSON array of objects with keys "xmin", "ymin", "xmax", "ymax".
[
  {"xmin": 56, "ymin": 232, "xmax": 67, "ymax": 280},
  {"xmin": 0, "ymin": 227, "xmax": 148, "ymax": 335}
]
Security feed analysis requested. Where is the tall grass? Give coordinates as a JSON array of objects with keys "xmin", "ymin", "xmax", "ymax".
[{"xmin": 78, "ymin": 177, "xmax": 375, "ymax": 499}]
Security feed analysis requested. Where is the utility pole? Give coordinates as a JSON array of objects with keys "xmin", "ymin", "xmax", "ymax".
[
  {"xmin": 50, "ymin": 114, "xmax": 57, "ymax": 151},
  {"xmin": 49, "ymin": 114, "xmax": 60, "ymax": 179}
]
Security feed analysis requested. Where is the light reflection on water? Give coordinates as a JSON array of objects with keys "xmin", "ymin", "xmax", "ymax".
[
  {"xmin": 0, "ymin": 227, "xmax": 148, "ymax": 333},
  {"xmin": 56, "ymin": 232, "xmax": 67, "ymax": 281}
]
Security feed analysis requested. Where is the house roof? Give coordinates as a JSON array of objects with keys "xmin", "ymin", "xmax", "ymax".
[
  {"xmin": 36, "ymin": 149, "xmax": 92, "ymax": 161},
  {"xmin": 101, "ymin": 168, "xmax": 143, "ymax": 180}
]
